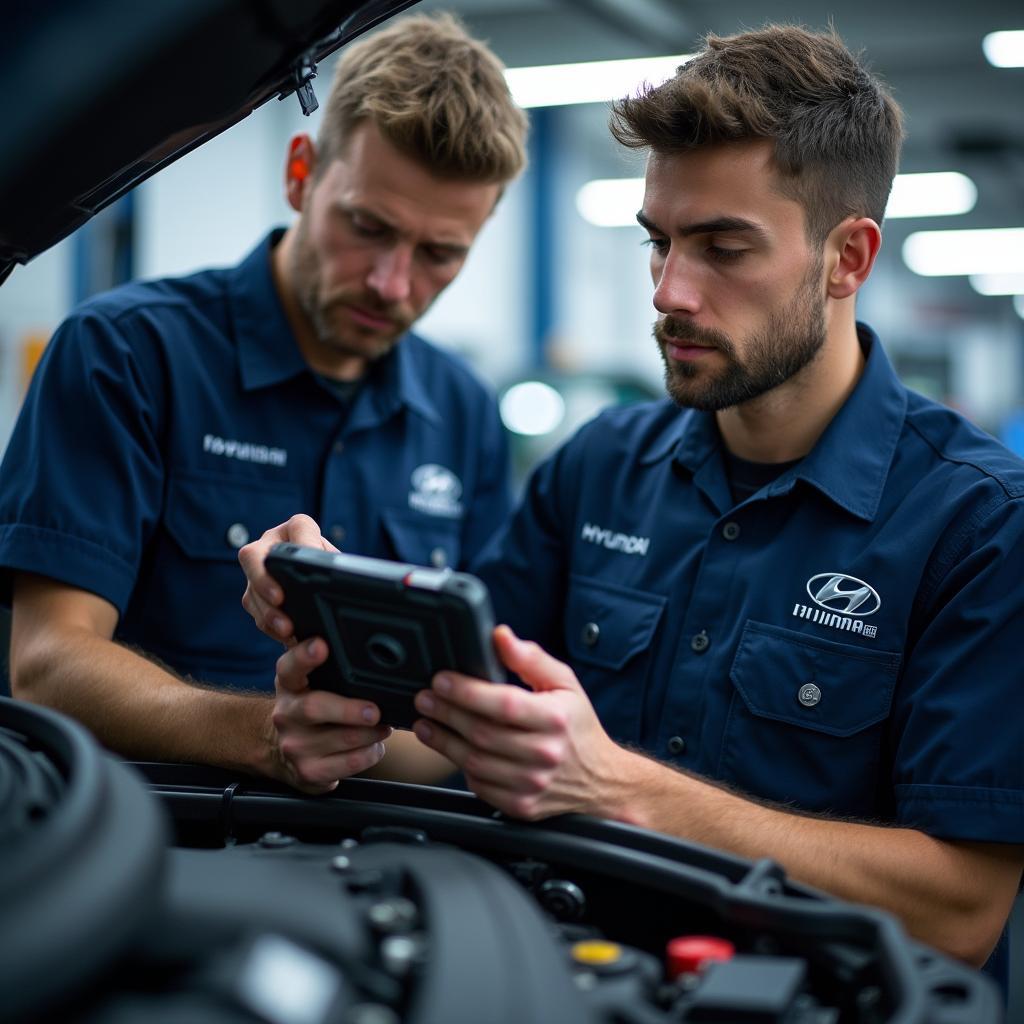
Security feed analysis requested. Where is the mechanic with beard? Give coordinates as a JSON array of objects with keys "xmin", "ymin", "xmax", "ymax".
[
  {"xmin": 240, "ymin": 26, "xmax": 1024, "ymax": 989},
  {"xmin": 0, "ymin": 14, "xmax": 527, "ymax": 787}
]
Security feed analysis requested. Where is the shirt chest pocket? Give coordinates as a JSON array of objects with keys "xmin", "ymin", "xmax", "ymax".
[
  {"xmin": 163, "ymin": 474, "xmax": 302, "ymax": 562},
  {"xmin": 564, "ymin": 574, "xmax": 666, "ymax": 745},
  {"xmin": 140, "ymin": 474, "xmax": 302, "ymax": 673},
  {"xmin": 719, "ymin": 620, "xmax": 901, "ymax": 817},
  {"xmin": 380, "ymin": 507, "xmax": 462, "ymax": 569}
]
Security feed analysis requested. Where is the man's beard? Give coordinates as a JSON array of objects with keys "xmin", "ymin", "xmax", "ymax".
[
  {"xmin": 289, "ymin": 216, "xmax": 413, "ymax": 362},
  {"xmin": 653, "ymin": 264, "xmax": 827, "ymax": 412}
]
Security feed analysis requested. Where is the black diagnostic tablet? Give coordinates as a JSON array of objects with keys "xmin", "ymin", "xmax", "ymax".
[{"xmin": 265, "ymin": 543, "xmax": 506, "ymax": 729}]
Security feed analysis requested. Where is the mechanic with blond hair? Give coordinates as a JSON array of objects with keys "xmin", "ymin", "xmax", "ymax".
[{"xmin": 0, "ymin": 14, "xmax": 526, "ymax": 788}]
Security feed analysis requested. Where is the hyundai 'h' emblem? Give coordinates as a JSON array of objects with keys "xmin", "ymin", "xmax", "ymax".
[
  {"xmin": 806, "ymin": 573, "xmax": 881, "ymax": 616},
  {"xmin": 408, "ymin": 463, "xmax": 464, "ymax": 518}
]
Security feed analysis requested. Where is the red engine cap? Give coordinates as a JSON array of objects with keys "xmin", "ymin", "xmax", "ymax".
[{"xmin": 665, "ymin": 935, "xmax": 735, "ymax": 978}]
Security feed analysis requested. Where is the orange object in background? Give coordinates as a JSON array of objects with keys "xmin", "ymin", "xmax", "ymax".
[{"xmin": 20, "ymin": 331, "xmax": 49, "ymax": 391}]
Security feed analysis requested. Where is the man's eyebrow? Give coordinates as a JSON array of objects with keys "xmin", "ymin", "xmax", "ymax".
[
  {"xmin": 425, "ymin": 239, "xmax": 471, "ymax": 256},
  {"xmin": 636, "ymin": 211, "xmax": 767, "ymax": 239},
  {"xmin": 335, "ymin": 201, "xmax": 470, "ymax": 254},
  {"xmin": 334, "ymin": 201, "xmax": 393, "ymax": 230}
]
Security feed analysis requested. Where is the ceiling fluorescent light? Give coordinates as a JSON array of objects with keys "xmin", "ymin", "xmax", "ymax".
[
  {"xmin": 505, "ymin": 54, "xmax": 692, "ymax": 109},
  {"xmin": 576, "ymin": 172, "xmax": 976, "ymax": 229},
  {"xmin": 969, "ymin": 273, "xmax": 1024, "ymax": 296},
  {"xmin": 885, "ymin": 172, "xmax": 976, "ymax": 218},
  {"xmin": 576, "ymin": 178, "xmax": 644, "ymax": 227},
  {"xmin": 983, "ymin": 30, "xmax": 1024, "ymax": 67},
  {"xmin": 903, "ymin": 228, "xmax": 1024, "ymax": 276}
]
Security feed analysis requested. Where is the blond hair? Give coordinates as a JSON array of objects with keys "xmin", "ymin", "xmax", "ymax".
[{"xmin": 317, "ymin": 12, "xmax": 528, "ymax": 184}]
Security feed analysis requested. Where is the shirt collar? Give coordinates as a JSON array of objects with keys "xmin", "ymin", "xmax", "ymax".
[
  {"xmin": 231, "ymin": 230, "xmax": 308, "ymax": 391},
  {"xmin": 346, "ymin": 333, "xmax": 442, "ymax": 430},
  {"xmin": 635, "ymin": 405, "xmax": 710, "ymax": 468},
  {"xmin": 643, "ymin": 324, "xmax": 906, "ymax": 522},
  {"xmin": 229, "ymin": 230, "xmax": 441, "ymax": 426},
  {"xmin": 394, "ymin": 337, "xmax": 443, "ymax": 425},
  {"xmin": 779, "ymin": 324, "xmax": 906, "ymax": 521}
]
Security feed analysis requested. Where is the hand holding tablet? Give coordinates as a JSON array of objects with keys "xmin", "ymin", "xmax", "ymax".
[{"xmin": 265, "ymin": 544, "xmax": 505, "ymax": 729}]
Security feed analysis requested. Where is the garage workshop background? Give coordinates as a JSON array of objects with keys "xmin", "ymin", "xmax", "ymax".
[
  {"xmin": 0, "ymin": 2, "xmax": 1021, "ymax": 1016},
  {"xmin": 2, "ymin": 0, "xmax": 1023, "ymax": 479}
]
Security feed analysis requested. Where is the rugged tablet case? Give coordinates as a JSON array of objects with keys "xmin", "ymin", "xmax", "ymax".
[{"xmin": 266, "ymin": 543, "xmax": 505, "ymax": 729}]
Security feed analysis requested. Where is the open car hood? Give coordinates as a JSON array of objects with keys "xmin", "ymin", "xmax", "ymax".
[{"xmin": 0, "ymin": 0, "xmax": 420, "ymax": 286}]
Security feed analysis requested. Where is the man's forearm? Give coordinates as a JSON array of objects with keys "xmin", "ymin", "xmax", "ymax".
[
  {"xmin": 13, "ymin": 625, "xmax": 275, "ymax": 776},
  {"xmin": 359, "ymin": 730, "xmax": 455, "ymax": 784},
  {"xmin": 601, "ymin": 750, "xmax": 1019, "ymax": 967}
]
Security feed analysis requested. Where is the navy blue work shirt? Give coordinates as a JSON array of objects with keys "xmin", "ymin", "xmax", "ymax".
[
  {"xmin": 0, "ymin": 231, "xmax": 511, "ymax": 690},
  {"xmin": 476, "ymin": 325, "xmax": 1024, "ymax": 983}
]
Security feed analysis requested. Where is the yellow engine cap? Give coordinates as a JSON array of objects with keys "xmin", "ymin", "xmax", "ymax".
[{"xmin": 571, "ymin": 940, "xmax": 623, "ymax": 966}]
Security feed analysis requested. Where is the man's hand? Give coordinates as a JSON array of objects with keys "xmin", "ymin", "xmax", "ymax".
[
  {"xmin": 239, "ymin": 514, "xmax": 454, "ymax": 788},
  {"xmin": 239, "ymin": 514, "xmax": 335, "ymax": 645},
  {"xmin": 267, "ymin": 634, "xmax": 391, "ymax": 794},
  {"xmin": 411, "ymin": 625, "xmax": 637, "ymax": 820},
  {"xmin": 239, "ymin": 514, "xmax": 386, "ymax": 792}
]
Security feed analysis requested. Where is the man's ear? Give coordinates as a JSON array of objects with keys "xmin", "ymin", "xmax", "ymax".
[
  {"xmin": 827, "ymin": 217, "xmax": 882, "ymax": 300},
  {"xmin": 285, "ymin": 134, "xmax": 316, "ymax": 212}
]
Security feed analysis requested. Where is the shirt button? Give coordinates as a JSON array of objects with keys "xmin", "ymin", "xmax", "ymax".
[
  {"xmin": 333, "ymin": 441, "xmax": 345, "ymax": 455},
  {"xmin": 722, "ymin": 521, "xmax": 741, "ymax": 541},
  {"xmin": 798, "ymin": 683, "xmax": 822, "ymax": 707},
  {"xmin": 430, "ymin": 547, "xmax": 447, "ymax": 568},
  {"xmin": 329, "ymin": 525, "xmax": 346, "ymax": 544},
  {"xmin": 667, "ymin": 735, "xmax": 686, "ymax": 755},
  {"xmin": 690, "ymin": 630, "xmax": 710, "ymax": 654},
  {"xmin": 581, "ymin": 622, "xmax": 600, "ymax": 647},
  {"xmin": 225, "ymin": 522, "xmax": 250, "ymax": 548}
]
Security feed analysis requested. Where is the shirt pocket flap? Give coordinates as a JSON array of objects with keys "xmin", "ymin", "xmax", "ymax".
[
  {"xmin": 380, "ymin": 507, "xmax": 462, "ymax": 569},
  {"xmin": 730, "ymin": 620, "xmax": 901, "ymax": 737},
  {"xmin": 565, "ymin": 574, "xmax": 666, "ymax": 670},
  {"xmin": 164, "ymin": 473, "xmax": 301, "ymax": 562}
]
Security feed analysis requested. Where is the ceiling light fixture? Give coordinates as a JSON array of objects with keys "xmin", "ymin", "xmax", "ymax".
[
  {"xmin": 983, "ymin": 30, "xmax": 1024, "ymax": 67},
  {"xmin": 575, "ymin": 178, "xmax": 645, "ymax": 227},
  {"xmin": 903, "ymin": 228, "xmax": 1024, "ymax": 276},
  {"xmin": 575, "ymin": 172, "xmax": 978, "ymax": 229},
  {"xmin": 884, "ymin": 172, "xmax": 976, "ymax": 218},
  {"xmin": 505, "ymin": 54, "xmax": 692, "ymax": 109},
  {"xmin": 969, "ymin": 273, "xmax": 1024, "ymax": 296}
]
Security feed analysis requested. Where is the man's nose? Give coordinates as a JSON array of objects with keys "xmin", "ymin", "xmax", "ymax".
[
  {"xmin": 367, "ymin": 246, "xmax": 413, "ymax": 304},
  {"xmin": 652, "ymin": 251, "xmax": 701, "ymax": 316}
]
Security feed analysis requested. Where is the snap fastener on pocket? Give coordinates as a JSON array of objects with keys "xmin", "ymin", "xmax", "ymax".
[
  {"xmin": 798, "ymin": 683, "xmax": 822, "ymax": 707},
  {"xmin": 722, "ymin": 521, "xmax": 740, "ymax": 541},
  {"xmin": 581, "ymin": 622, "xmax": 600, "ymax": 647},
  {"xmin": 225, "ymin": 522, "xmax": 250, "ymax": 548}
]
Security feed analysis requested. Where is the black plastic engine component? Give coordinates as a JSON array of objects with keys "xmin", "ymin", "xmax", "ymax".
[
  {"xmin": 0, "ymin": 698, "xmax": 167, "ymax": 1023},
  {"xmin": 134, "ymin": 761, "xmax": 1002, "ymax": 1024},
  {"xmin": 0, "ymin": 698, "xmax": 1005, "ymax": 1023}
]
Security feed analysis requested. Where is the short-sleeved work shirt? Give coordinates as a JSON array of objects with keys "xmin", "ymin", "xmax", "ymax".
[
  {"xmin": 0, "ymin": 232, "xmax": 511, "ymax": 690},
  {"xmin": 477, "ymin": 326, "xmax": 1024, "ymax": 842}
]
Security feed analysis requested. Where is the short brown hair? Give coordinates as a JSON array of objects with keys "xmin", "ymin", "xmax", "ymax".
[
  {"xmin": 610, "ymin": 25, "xmax": 904, "ymax": 243},
  {"xmin": 317, "ymin": 12, "xmax": 528, "ymax": 184}
]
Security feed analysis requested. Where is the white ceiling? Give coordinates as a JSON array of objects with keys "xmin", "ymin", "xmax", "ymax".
[{"xmin": 417, "ymin": 0, "xmax": 1024, "ymax": 321}]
